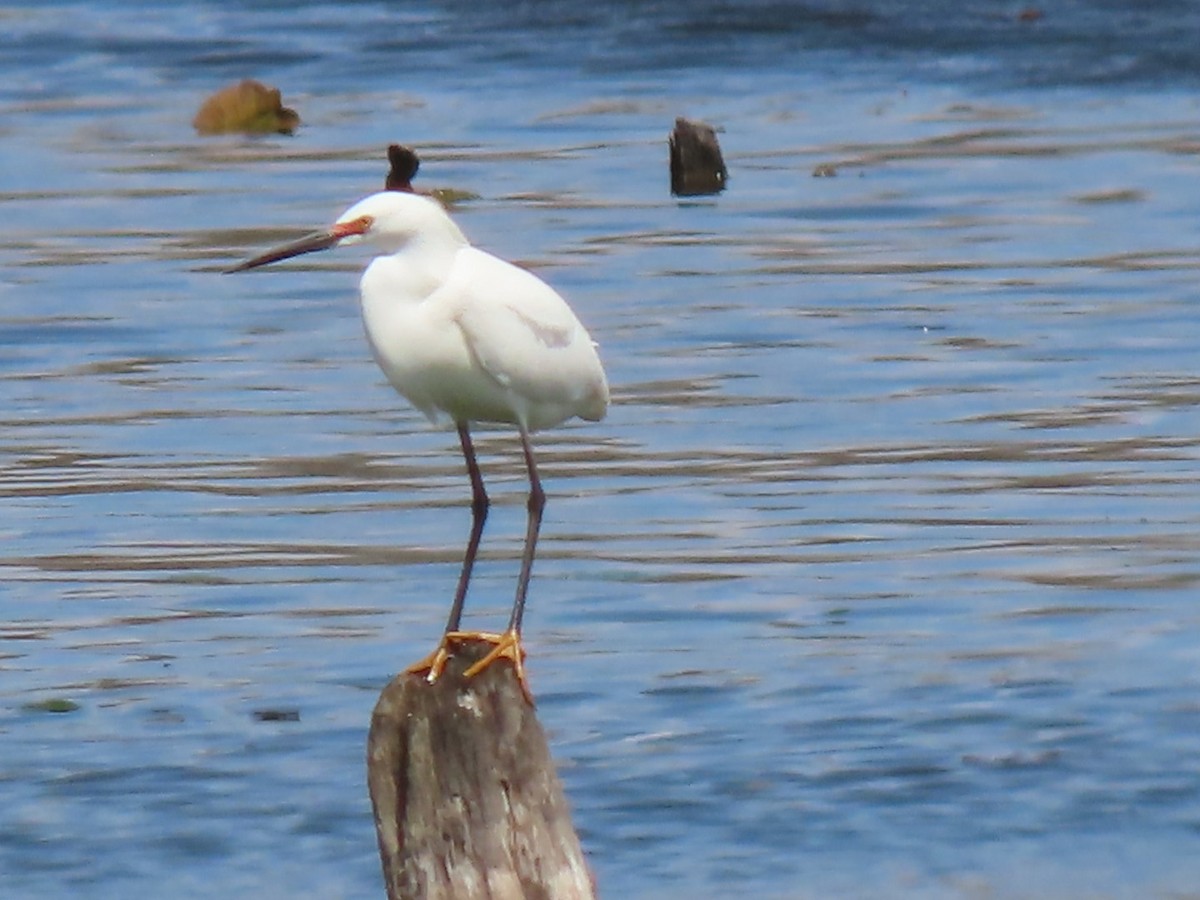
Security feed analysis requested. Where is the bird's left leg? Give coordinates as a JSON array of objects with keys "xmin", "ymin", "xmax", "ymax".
[
  {"xmin": 406, "ymin": 423, "xmax": 501, "ymax": 683},
  {"xmin": 463, "ymin": 427, "xmax": 543, "ymax": 703}
]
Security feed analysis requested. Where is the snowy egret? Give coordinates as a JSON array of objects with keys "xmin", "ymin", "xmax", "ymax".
[{"xmin": 226, "ymin": 191, "xmax": 608, "ymax": 700}]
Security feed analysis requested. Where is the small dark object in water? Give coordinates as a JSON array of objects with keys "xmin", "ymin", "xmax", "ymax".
[
  {"xmin": 669, "ymin": 117, "xmax": 727, "ymax": 196},
  {"xmin": 253, "ymin": 708, "xmax": 300, "ymax": 722},
  {"xmin": 193, "ymin": 79, "xmax": 300, "ymax": 136},
  {"xmin": 1017, "ymin": 7, "xmax": 1043, "ymax": 22},
  {"xmin": 385, "ymin": 144, "xmax": 420, "ymax": 192},
  {"xmin": 380, "ymin": 145, "xmax": 480, "ymax": 205}
]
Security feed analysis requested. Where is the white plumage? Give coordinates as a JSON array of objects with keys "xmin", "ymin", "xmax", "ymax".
[{"xmin": 345, "ymin": 193, "xmax": 608, "ymax": 430}]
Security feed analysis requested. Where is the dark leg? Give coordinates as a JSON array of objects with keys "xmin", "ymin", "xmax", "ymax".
[
  {"xmin": 405, "ymin": 423, "xmax": 494, "ymax": 683},
  {"xmin": 461, "ymin": 427, "xmax": 542, "ymax": 704},
  {"xmin": 507, "ymin": 428, "xmax": 544, "ymax": 635},
  {"xmin": 444, "ymin": 422, "xmax": 488, "ymax": 635}
]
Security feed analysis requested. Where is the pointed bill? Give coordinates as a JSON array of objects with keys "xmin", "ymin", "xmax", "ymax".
[
  {"xmin": 224, "ymin": 216, "xmax": 372, "ymax": 273},
  {"xmin": 224, "ymin": 230, "xmax": 341, "ymax": 273}
]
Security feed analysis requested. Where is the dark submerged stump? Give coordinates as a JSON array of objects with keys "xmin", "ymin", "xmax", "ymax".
[
  {"xmin": 368, "ymin": 638, "xmax": 595, "ymax": 900},
  {"xmin": 669, "ymin": 117, "xmax": 727, "ymax": 196},
  {"xmin": 386, "ymin": 145, "xmax": 421, "ymax": 192}
]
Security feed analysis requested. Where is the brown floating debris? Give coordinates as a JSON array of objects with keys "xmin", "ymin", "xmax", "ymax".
[
  {"xmin": 669, "ymin": 116, "xmax": 728, "ymax": 196},
  {"xmin": 193, "ymin": 79, "xmax": 300, "ymax": 136},
  {"xmin": 368, "ymin": 637, "xmax": 595, "ymax": 900},
  {"xmin": 23, "ymin": 697, "xmax": 80, "ymax": 714}
]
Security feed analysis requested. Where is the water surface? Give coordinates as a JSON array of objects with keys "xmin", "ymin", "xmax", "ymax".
[{"xmin": 4, "ymin": 2, "xmax": 1200, "ymax": 898}]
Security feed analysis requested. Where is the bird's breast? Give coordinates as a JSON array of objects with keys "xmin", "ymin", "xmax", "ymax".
[{"xmin": 358, "ymin": 266, "xmax": 516, "ymax": 425}]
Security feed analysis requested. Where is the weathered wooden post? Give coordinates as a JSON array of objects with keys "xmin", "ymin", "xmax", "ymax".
[{"xmin": 367, "ymin": 638, "xmax": 596, "ymax": 900}]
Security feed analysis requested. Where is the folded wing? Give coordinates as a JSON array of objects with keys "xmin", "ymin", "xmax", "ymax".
[{"xmin": 450, "ymin": 247, "xmax": 609, "ymax": 429}]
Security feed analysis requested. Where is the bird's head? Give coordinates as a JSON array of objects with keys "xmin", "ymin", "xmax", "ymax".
[{"xmin": 225, "ymin": 191, "xmax": 466, "ymax": 273}]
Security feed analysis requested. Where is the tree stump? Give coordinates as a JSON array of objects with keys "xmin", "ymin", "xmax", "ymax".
[
  {"xmin": 367, "ymin": 638, "xmax": 596, "ymax": 900},
  {"xmin": 669, "ymin": 117, "xmax": 728, "ymax": 196},
  {"xmin": 386, "ymin": 145, "xmax": 421, "ymax": 192}
]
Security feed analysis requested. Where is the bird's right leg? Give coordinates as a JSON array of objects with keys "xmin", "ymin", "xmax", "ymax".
[
  {"xmin": 405, "ymin": 423, "xmax": 497, "ymax": 683},
  {"xmin": 445, "ymin": 422, "xmax": 489, "ymax": 634},
  {"xmin": 461, "ymin": 427, "xmax": 542, "ymax": 704}
]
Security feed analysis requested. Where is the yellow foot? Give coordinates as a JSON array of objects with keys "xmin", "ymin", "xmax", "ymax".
[
  {"xmin": 404, "ymin": 630, "xmax": 503, "ymax": 685},
  {"xmin": 462, "ymin": 628, "xmax": 533, "ymax": 706}
]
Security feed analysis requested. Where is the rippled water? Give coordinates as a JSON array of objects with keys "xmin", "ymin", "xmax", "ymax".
[{"xmin": 5, "ymin": 2, "xmax": 1200, "ymax": 898}]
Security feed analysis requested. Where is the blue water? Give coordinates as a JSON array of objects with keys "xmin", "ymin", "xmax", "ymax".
[{"xmin": 4, "ymin": 2, "xmax": 1200, "ymax": 897}]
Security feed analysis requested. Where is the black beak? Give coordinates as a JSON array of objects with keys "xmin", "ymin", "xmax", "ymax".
[{"xmin": 224, "ymin": 229, "xmax": 342, "ymax": 273}]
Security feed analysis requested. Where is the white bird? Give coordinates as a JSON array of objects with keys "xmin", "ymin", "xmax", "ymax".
[{"xmin": 226, "ymin": 191, "xmax": 608, "ymax": 701}]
